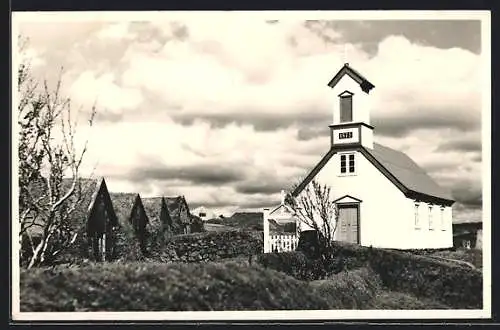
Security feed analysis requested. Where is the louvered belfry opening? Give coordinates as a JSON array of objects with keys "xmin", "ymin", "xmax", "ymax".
[{"xmin": 340, "ymin": 93, "xmax": 353, "ymax": 122}]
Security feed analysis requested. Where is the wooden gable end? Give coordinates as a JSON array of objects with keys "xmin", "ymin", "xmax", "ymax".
[
  {"xmin": 178, "ymin": 196, "xmax": 193, "ymax": 224},
  {"xmin": 160, "ymin": 197, "xmax": 173, "ymax": 230},
  {"xmin": 129, "ymin": 194, "xmax": 149, "ymax": 233},
  {"xmin": 86, "ymin": 178, "xmax": 118, "ymax": 236}
]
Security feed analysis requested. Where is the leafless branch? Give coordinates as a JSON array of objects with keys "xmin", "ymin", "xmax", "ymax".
[
  {"xmin": 286, "ymin": 179, "xmax": 339, "ymax": 249},
  {"xmin": 18, "ymin": 36, "xmax": 98, "ymax": 268}
]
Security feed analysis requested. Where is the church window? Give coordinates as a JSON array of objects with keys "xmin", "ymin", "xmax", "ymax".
[
  {"xmin": 440, "ymin": 206, "xmax": 446, "ymax": 231},
  {"xmin": 428, "ymin": 205, "xmax": 434, "ymax": 230},
  {"xmin": 414, "ymin": 202, "xmax": 420, "ymax": 229},
  {"xmin": 340, "ymin": 153, "xmax": 355, "ymax": 175}
]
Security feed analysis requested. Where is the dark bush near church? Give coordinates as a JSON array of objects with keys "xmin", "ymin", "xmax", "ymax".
[
  {"xmin": 295, "ymin": 230, "xmax": 360, "ymax": 275},
  {"xmin": 296, "ymin": 230, "xmax": 324, "ymax": 259},
  {"xmin": 256, "ymin": 251, "xmax": 326, "ymax": 281}
]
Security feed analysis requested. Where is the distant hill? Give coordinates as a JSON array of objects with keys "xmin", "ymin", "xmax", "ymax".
[
  {"xmin": 203, "ymin": 223, "xmax": 237, "ymax": 232},
  {"xmin": 206, "ymin": 211, "xmax": 263, "ymax": 231},
  {"xmin": 205, "ymin": 211, "xmax": 296, "ymax": 233}
]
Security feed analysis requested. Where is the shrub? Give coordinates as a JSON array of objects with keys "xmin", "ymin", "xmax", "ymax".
[
  {"xmin": 310, "ymin": 266, "xmax": 382, "ymax": 309},
  {"xmin": 190, "ymin": 215, "xmax": 205, "ymax": 233},
  {"xmin": 112, "ymin": 223, "xmax": 147, "ymax": 262},
  {"xmin": 20, "ymin": 261, "xmax": 334, "ymax": 312},
  {"xmin": 273, "ymin": 239, "xmax": 482, "ymax": 309},
  {"xmin": 296, "ymin": 230, "xmax": 325, "ymax": 259},
  {"xmin": 255, "ymin": 251, "xmax": 325, "ymax": 281},
  {"xmin": 296, "ymin": 232, "xmax": 371, "ymax": 275}
]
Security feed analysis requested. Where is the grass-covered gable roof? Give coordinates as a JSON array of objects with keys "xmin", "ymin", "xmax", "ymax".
[
  {"xmin": 164, "ymin": 196, "xmax": 192, "ymax": 225},
  {"xmin": 22, "ymin": 177, "xmax": 106, "ymax": 236},
  {"xmin": 142, "ymin": 197, "xmax": 171, "ymax": 230},
  {"xmin": 109, "ymin": 193, "xmax": 138, "ymax": 225}
]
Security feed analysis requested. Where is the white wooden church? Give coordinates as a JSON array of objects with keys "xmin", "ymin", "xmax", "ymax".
[{"xmin": 264, "ymin": 63, "xmax": 455, "ymax": 250}]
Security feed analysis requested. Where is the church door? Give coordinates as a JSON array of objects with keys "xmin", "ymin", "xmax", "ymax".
[{"xmin": 337, "ymin": 204, "xmax": 360, "ymax": 244}]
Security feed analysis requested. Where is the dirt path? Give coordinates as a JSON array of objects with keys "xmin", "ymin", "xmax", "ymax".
[{"xmin": 419, "ymin": 255, "xmax": 477, "ymax": 269}]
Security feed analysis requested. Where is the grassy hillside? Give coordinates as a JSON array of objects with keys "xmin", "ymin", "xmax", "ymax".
[
  {"xmin": 257, "ymin": 243, "xmax": 483, "ymax": 309},
  {"xmin": 20, "ymin": 261, "xmax": 333, "ymax": 311},
  {"xmin": 20, "ymin": 260, "xmax": 451, "ymax": 311}
]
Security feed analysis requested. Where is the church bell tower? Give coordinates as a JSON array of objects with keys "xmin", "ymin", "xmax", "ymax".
[{"xmin": 327, "ymin": 63, "xmax": 375, "ymax": 150}]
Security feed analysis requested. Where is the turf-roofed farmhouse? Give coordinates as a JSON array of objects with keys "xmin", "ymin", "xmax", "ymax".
[
  {"xmin": 141, "ymin": 195, "xmax": 200, "ymax": 237},
  {"xmin": 20, "ymin": 173, "xmax": 205, "ymax": 266},
  {"xmin": 277, "ymin": 63, "xmax": 456, "ymax": 250},
  {"xmin": 21, "ymin": 177, "xmax": 121, "ymax": 264},
  {"xmin": 109, "ymin": 192, "xmax": 150, "ymax": 254}
]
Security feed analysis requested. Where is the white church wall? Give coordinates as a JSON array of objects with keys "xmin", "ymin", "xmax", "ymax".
[
  {"xmin": 297, "ymin": 150, "xmax": 414, "ymax": 249},
  {"xmin": 360, "ymin": 125, "xmax": 374, "ymax": 149},
  {"xmin": 400, "ymin": 199, "xmax": 453, "ymax": 249},
  {"xmin": 298, "ymin": 152, "xmax": 454, "ymax": 249}
]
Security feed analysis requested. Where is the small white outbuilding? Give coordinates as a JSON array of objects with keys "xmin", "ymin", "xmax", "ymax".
[{"xmin": 291, "ymin": 63, "xmax": 455, "ymax": 250}]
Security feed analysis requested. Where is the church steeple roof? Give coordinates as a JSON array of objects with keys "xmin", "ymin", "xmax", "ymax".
[{"xmin": 327, "ymin": 63, "xmax": 375, "ymax": 94}]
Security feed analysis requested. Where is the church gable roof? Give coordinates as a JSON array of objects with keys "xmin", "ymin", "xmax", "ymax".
[
  {"xmin": 366, "ymin": 143, "xmax": 453, "ymax": 202},
  {"xmin": 327, "ymin": 63, "xmax": 375, "ymax": 94},
  {"xmin": 292, "ymin": 143, "xmax": 454, "ymax": 205}
]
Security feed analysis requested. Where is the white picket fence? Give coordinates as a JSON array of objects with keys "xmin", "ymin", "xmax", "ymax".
[{"xmin": 270, "ymin": 234, "xmax": 299, "ymax": 253}]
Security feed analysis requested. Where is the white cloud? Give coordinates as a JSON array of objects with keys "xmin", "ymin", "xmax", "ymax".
[
  {"xmin": 70, "ymin": 71, "xmax": 143, "ymax": 115},
  {"xmin": 96, "ymin": 22, "xmax": 132, "ymax": 40},
  {"xmin": 368, "ymin": 35, "xmax": 480, "ymax": 120}
]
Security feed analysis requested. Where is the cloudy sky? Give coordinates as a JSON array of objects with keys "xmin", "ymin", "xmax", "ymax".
[{"xmin": 15, "ymin": 13, "xmax": 485, "ymax": 221}]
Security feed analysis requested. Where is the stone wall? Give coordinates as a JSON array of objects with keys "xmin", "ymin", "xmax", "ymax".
[{"xmin": 150, "ymin": 230, "xmax": 263, "ymax": 263}]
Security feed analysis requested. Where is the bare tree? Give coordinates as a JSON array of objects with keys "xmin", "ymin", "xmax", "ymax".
[
  {"xmin": 285, "ymin": 179, "xmax": 339, "ymax": 263},
  {"xmin": 17, "ymin": 36, "xmax": 97, "ymax": 268}
]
